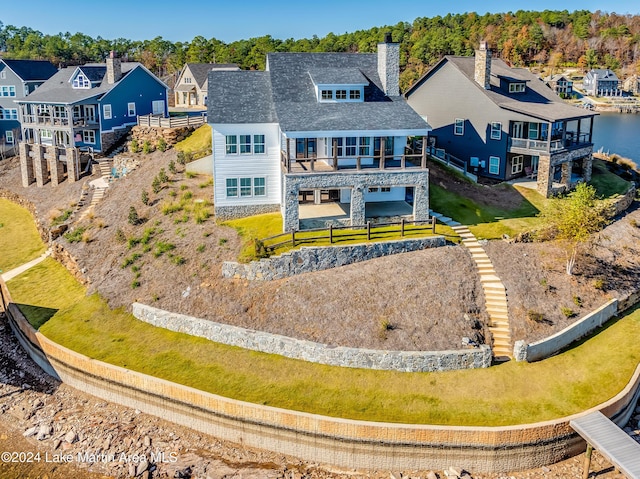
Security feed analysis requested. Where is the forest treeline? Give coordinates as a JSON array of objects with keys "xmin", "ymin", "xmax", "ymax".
[{"xmin": 2, "ymin": 9, "xmax": 640, "ymax": 90}]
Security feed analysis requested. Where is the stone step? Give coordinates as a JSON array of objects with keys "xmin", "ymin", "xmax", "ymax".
[{"xmin": 488, "ymin": 307, "xmax": 509, "ymax": 316}]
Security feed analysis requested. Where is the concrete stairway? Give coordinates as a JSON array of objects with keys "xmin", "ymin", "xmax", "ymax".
[
  {"xmin": 97, "ymin": 159, "xmax": 114, "ymax": 182},
  {"xmin": 450, "ymin": 224, "xmax": 513, "ymax": 360}
]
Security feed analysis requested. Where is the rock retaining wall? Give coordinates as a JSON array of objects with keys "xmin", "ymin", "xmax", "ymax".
[
  {"xmin": 132, "ymin": 303, "xmax": 492, "ymax": 372},
  {"xmin": 611, "ymin": 185, "xmax": 637, "ymax": 217},
  {"xmin": 129, "ymin": 125, "xmax": 196, "ymax": 150},
  {"xmin": 4, "ymin": 277, "xmax": 640, "ymax": 473},
  {"xmin": 222, "ymin": 236, "xmax": 446, "ymax": 281},
  {"xmin": 513, "ymin": 299, "xmax": 618, "ymax": 362}
]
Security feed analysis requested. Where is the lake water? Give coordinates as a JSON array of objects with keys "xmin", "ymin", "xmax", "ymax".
[{"xmin": 592, "ymin": 112, "xmax": 640, "ymax": 167}]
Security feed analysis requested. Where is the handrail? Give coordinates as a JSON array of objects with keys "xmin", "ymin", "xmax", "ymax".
[{"xmin": 137, "ymin": 113, "xmax": 207, "ymax": 128}]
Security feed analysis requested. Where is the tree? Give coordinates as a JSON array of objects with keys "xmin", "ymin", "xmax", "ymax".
[{"xmin": 537, "ymin": 183, "xmax": 610, "ymax": 275}]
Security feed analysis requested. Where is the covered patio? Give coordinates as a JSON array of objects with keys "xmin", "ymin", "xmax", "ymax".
[{"xmin": 298, "ymin": 201, "xmax": 414, "ymax": 230}]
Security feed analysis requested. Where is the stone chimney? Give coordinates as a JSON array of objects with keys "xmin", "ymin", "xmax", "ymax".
[
  {"xmin": 106, "ymin": 51, "xmax": 122, "ymax": 84},
  {"xmin": 474, "ymin": 41, "xmax": 491, "ymax": 90},
  {"xmin": 377, "ymin": 33, "xmax": 399, "ymax": 97}
]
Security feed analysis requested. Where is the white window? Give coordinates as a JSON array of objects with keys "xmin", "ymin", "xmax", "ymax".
[
  {"xmin": 1, "ymin": 86, "xmax": 16, "ymax": 97},
  {"xmin": 225, "ymin": 135, "xmax": 237, "ymax": 154},
  {"xmin": 490, "ymin": 122, "xmax": 502, "ymax": 140},
  {"xmin": 345, "ymin": 137, "xmax": 357, "ymax": 156},
  {"xmin": 335, "ymin": 90, "xmax": 347, "ymax": 100},
  {"xmin": 454, "ymin": 118, "xmax": 464, "ymax": 136},
  {"xmin": 253, "ymin": 177, "xmax": 266, "ymax": 196},
  {"xmin": 103, "ymin": 104, "xmax": 112, "ymax": 120},
  {"xmin": 359, "ymin": 137, "xmax": 371, "ymax": 156},
  {"xmin": 127, "ymin": 102, "xmax": 136, "ymax": 116},
  {"xmin": 350, "ymin": 90, "xmax": 361, "ymax": 100},
  {"xmin": 0, "ymin": 70, "xmax": 5, "ymax": 79},
  {"xmin": 82, "ymin": 130, "xmax": 96, "ymax": 144},
  {"xmin": 5, "ymin": 131, "xmax": 14, "ymax": 144},
  {"xmin": 509, "ymin": 83, "xmax": 526, "ymax": 93},
  {"xmin": 24, "ymin": 86, "xmax": 29, "ymax": 96},
  {"xmin": 489, "ymin": 156, "xmax": 500, "ymax": 175},
  {"xmin": 240, "ymin": 177, "xmax": 252, "ymax": 196},
  {"xmin": 239, "ymin": 135, "xmax": 252, "ymax": 154},
  {"xmin": 40, "ymin": 130, "xmax": 53, "ymax": 143},
  {"xmin": 253, "ymin": 135, "xmax": 265, "ymax": 154},
  {"xmin": 368, "ymin": 187, "xmax": 380, "ymax": 193},
  {"xmin": 152, "ymin": 100, "xmax": 165, "ymax": 115},
  {"xmin": 528, "ymin": 123, "xmax": 539, "ymax": 140},
  {"xmin": 321, "ymin": 90, "xmax": 332, "ymax": 100},
  {"xmin": 381, "ymin": 187, "xmax": 391, "ymax": 192},
  {"xmin": 0, "ymin": 108, "xmax": 18, "ymax": 120},
  {"xmin": 226, "ymin": 178, "xmax": 238, "ymax": 197},
  {"xmin": 184, "ymin": 77, "xmax": 192, "ymax": 84},
  {"xmin": 511, "ymin": 155, "xmax": 524, "ymax": 175},
  {"xmin": 72, "ymin": 73, "xmax": 90, "ymax": 89},
  {"xmin": 333, "ymin": 138, "xmax": 343, "ymax": 156}
]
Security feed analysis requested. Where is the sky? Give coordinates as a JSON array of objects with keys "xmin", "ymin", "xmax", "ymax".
[{"xmin": 2, "ymin": 0, "xmax": 640, "ymax": 44}]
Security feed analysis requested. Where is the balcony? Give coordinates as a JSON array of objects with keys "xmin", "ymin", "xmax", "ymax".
[
  {"xmin": 281, "ymin": 152, "xmax": 428, "ymax": 174},
  {"xmin": 21, "ymin": 114, "xmax": 71, "ymax": 127},
  {"xmin": 509, "ymin": 132, "xmax": 592, "ymax": 154}
]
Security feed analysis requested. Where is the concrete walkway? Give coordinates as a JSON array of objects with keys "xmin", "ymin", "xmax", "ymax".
[
  {"xmin": 1, "ymin": 248, "xmax": 52, "ymax": 282},
  {"xmin": 431, "ymin": 212, "xmax": 512, "ymax": 359}
]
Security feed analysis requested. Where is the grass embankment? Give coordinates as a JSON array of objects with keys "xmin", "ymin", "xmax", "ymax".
[
  {"xmin": 0, "ymin": 199, "xmax": 46, "ymax": 272},
  {"xmin": 7, "ymin": 256, "xmax": 640, "ymax": 427},
  {"xmin": 224, "ymin": 213, "xmax": 458, "ymax": 263},
  {"xmin": 590, "ymin": 158, "xmax": 634, "ymax": 197},
  {"xmin": 174, "ymin": 124, "xmax": 212, "ymax": 159}
]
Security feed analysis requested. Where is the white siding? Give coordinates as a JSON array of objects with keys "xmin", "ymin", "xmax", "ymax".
[{"xmin": 212, "ymin": 123, "xmax": 281, "ymax": 208}]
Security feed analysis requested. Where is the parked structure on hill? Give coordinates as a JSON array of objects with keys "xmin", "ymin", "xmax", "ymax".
[
  {"xmin": 405, "ymin": 42, "xmax": 596, "ymax": 197},
  {"xmin": 174, "ymin": 63, "xmax": 239, "ymax": 108},
  {"xmin": 544, "ymin": 74, "xmax": 574, "ymax": 97},
  {"xmin": 0, "ymin": 59, "xmax": 57, "ymax": 155},
  {"xmin": 207, "ymin": 35, "xmax": 432, "ymax": 232},
  {"xmin": 16, "ymin": 52, "xmax": 168, "ymax": 187}
]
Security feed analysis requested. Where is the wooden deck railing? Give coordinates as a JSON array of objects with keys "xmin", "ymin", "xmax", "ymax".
[
  {"xmin": 137, "ymin": 113, "xmax": 206, "ymax": 128},
  {"xmin": 257, "ymin": 217, "xmax": 437, "ymax": 255}
]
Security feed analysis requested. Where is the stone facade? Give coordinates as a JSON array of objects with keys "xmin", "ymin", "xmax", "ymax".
[
  {"xmin": 215, "ymin": 203, "xmax": 280, "ymax": 221},
  {"xmin": 536, "ymin": 146, "xmax": 593, "ymax": 197},
  {"xmin": 222, "ymin": 236, "xmax": 446, "ymax": 281},
  {"xmin": 132, "ymin": 303, "xmax": 492, "ymax": 372},
  {"xmin": 101, "ymin": 127, "xmax": 131, "ymax": 153},
  {"xmin": 474, "ymin": 42, "xmax": 491, "ymax": 89},
  {"xmin": 282, "ymin": 170, "xmax": 430, "ymax": 232},
  {"xmin": 611, "ymin": 185, "xmax": 637, "ymax": 216},
  {"xmin": 19, "ymin": 143, "xmax": 81, "ymax": 187},
  {"xmin": 377, "ymin": 40, "xmax": 400, "ymax": 96}
]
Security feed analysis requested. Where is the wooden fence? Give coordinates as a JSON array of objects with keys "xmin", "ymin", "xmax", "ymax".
[
  {"xmin": 258, "ymin": 217, "xmax": 437, "ymax": 255},
  {"xmin": 137, "ymin": 113, "xmax": 207, "ymax": 128}
]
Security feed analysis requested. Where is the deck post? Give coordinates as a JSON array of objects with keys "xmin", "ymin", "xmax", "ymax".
[
  {"xmin": 332, "ymin": 139, "xmax": 338, "ymax": 170},
  {"xmin": 421, "ymin": 136, "xmax": 427, "ymax": 168},
  {"xmin": 329, "ymin": 224, "xmax": 333, "ymax": 244},
  {"xmin": 380, "ymin": 138, "xmax": 385, "ymax": 170},
  {"xmin": 286, "ymin": 140, "xmax": 291, "ymax": 173},
  {"xmin": 291, "ymin": 229, "xmax": 296, "ymax": 247},
  {"xmin": 582, "ymin": 443, "xmax": 593, "ymax": 479},
  {"xmin": 367, "ymin": 221, "xmax": 371, "ymax": 241},
  {"xmin": 432, "ymin": 216, "xmax": 436, "ymax": 233},
  {"xmin": 356, "ymin": 157, "xmax": 361, "ymax": 170},
  {"xmin": 401, "ymin": 218, "xmax": 405, "ymax": 237}
]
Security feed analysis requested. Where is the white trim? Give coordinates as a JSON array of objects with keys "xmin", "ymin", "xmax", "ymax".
[
  {"xmin": 82, "ymin": 130, "xmax": 96, "ymax": 144},
  {"xmin": 511, "ymin": 155, "xmax": 523, "ymax": 175},
  {"xmin": 283, "ymin": 128, "xmax": 430, "ymax": 139},
  {"xmin": 225, "ymin": 176, "xmax": 267, "ymax": 198},
  {"xmin": 454, "ymin": 118, "xmax": 464, "ymax": 136},
  {"xmin": 127, "ymin": 102, "xmax": 136, "ymax": 116},
  {"xmin": 5, "ymin": 131, "xmax": 14, "ymax": 144},
  {"xmin": 490, "ymin": 122, "xmax": 502, "ymax": 140}
]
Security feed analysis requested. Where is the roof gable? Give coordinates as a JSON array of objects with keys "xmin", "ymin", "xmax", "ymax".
[{"xmin": 183, "ymin": 63, "xmax": 239, "ymax": 89}]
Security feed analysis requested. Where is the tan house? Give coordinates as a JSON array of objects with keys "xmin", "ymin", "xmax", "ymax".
[
  {"xmin": 174, "ymin": 63, "xmax": 239, "ymax": 108},
  {"xmin": 623, "ymin": 75, "xmax": 639, "ymax": 95}
]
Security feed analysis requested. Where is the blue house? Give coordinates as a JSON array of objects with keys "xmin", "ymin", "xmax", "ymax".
[
  {"xmin": 0, "ymin": 59, "xmax": 57, "ymax": 154},
  {"xmin": 17, "ymin": 53, "xmax": 168, "ymax": 186}
]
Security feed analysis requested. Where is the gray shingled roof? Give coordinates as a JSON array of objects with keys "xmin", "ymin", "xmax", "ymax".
[
  {"xmin": 308, "ymin": 68, "xmax": 368, "ymax": 86},
  {"xmin": 207, "ymin": 71, "xmax": 277, "ymax": 123},
  {"xmin": 588, "ymin": 69, "xmax": 619, "ymax": 81},
  {"xmin": 408, "ymin": 56, "xmax": 595, "ymax": 123},
  {"xmin": 185, "ymin": 63, "xmax": 239, "ymax": 88},
  {"xmin": 18, "ymin": 62, "xmax": 141, "ymax": 104},
  {"xmin": 1, "ymin": 59, "xmax": 57, "ymax": 81},
  {"xmin": 208, "ymin": 52, "xmax": 429, "ymax": 134}
]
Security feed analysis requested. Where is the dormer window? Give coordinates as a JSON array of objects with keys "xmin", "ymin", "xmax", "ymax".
[
  {"xmin": 509, "ymin": 83, "xmax": 526, "ymax": 93},
  {"xmin": 185, "ymin": 77, "xmax": 192, "ymax": 84},
  {"xmin": 350, "ymin": 90, "xmax": 361, "ymax": 100},
  {"xmin": 72, "ymin": 73, "xmax": 90, "ymax": 89},
  {"xmin": 335, "ymin": 90, "xmax": 347, "ymax": 100},
  {"xmin": 321, "ymin": 90, "xmax": 332, "ymax": 100},
  {"xmin": 309, "ymin": 68, "xmax": 367, "ymax": 103}
]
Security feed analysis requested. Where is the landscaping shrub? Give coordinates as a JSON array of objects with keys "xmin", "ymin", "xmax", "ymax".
[
  {"xmin": 157, "ymin": 138, "xmax": 167, "ymax": 152},
  {"xmin": 64, "ymin": 226, "xmax": 87, "ymax": 243},
  {"xmin": 130, "ymin": 139, "xmax": 140, "ymax": 153},
  {"xmin": 142, "ymin": 140, "xmax": 152, "ymax": 154},
  {"xmin": 168, "ymin": 159, "xmax": 176, "ymax": 173},
  {"xmin": 141, "ymin": 190, "xmax": 149, "ymax": 206},
  {"xmin": 128, "ymin": 206, "xmax": 140, "ymax": 225}
]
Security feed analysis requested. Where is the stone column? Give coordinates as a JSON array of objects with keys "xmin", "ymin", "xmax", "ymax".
[
  {"xmin": 350, "ymin": 185, "xmax": 366, "ymax": 227},
  {"xmin": 536, "ymin": 155, "xmax": 552, "ymax": 198},
  {"xmin": 48, "ymin": 146, "xmax": 64, "ymax": 186},
  {"xmin": 561, "ymin": 162, "xmax": 572, "ymax": 188},
  {"xmin": 583, "ymin": 155, "xmax": 593, "ymax": 182},
  {"xmin": 282, "ymin": 179, "xmax": 299, "ymax": 233},
  {"xmin": 19, "ymin": 143, "xmax": 34, "ymax": 187},
  {"xmin": 413, "ymin": 182, "xmax": 430, "ymax": 221},
  {"xmin": 33, "ymin": 145, "xmax": 48, "ymax": 187},
  {"xmin": 66, "ymin": 148, "xmax": 78, "ymax": 183}
]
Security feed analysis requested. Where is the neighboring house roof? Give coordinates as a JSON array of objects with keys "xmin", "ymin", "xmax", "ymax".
[
  {"xmin": 544, "ymin": 74, "xmax": 570, "ymax": 83},
  {"xmin": 209, "ymin": 52, "xmax": 429, "ymax": 134},
  {"xmin": 1, "ymin": 59, "xmax": 58, "ymax": 81},
  {"xmin": 406, "ymin": 56, "xmax": 594, "ymax": 123},
  {"xmin": 184, "ymin": 63, "xmax": 239, "ymax": 89},
  {"xmin": 17, "ymin": 62, "xmax": 160, "ymax": 105},
  {"xmin": 586, "ymin": 69, "xmax": 619, "ymax": 81}
]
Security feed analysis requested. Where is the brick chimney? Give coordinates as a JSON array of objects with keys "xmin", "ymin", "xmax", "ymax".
[
  {"xmin": 106, "ymin": 51, "xmax": 122, "ymax": 84},
  {"xmin": 474, "ymin": 41, "xmax": 491, "ymax": 90},
  {"xmin": 377, "ymin": 33, "xmax": 399, "ymax": 97}
]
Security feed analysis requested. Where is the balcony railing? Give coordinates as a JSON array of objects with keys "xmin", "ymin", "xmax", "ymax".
[
  {"xmin": 281, "ymin": 151, "xmax": 428, "ymax": 174},
  {"xmin": 21, "ymin": 114, "xmax": 71, "ymax": 127},
  {"xmin": 509, "ymin": 133, "xmax": 591, "ymax": 153}
]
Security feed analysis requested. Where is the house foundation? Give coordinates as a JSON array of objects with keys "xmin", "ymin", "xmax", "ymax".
[
  {"xmin": 18, "ymin": 143, "xmax": 81, "ymax": 187},
  {"xmin": 536, "ymin": 146, "xmax": 593, "ymax": 197},
  {"xmin": 19, "ymin": 143, "xmax": 34, "ymax": 187}
]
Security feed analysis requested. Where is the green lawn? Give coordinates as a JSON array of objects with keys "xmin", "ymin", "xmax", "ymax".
[
  {"xmin": 175, "ymin": 124, "xmax": 212, "ymax": 156},
  {"xmin": 0, "ymin": 199, "xmax": 46, "ymax": 272},
  {"xmin": 590, "ymin": 159, "xmax": 634, "ymax": 197},
  {"xmin": 6, "ymin": 255, "xmax": 640, "ymax": 427},
  {"xmin": 224, "ymin": 213, "xmax": 458, "ymax": 262}
]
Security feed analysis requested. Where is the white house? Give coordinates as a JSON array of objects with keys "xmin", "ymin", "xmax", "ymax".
[{"xmin": 207, "ymin": 35, "xmax": 432, "ymax": 232}]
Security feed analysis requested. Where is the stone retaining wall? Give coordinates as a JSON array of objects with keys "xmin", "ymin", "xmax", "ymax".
[
  {"xmin": 3, "ymin": 276, "xmax": 640, "ymax": 473},
  {"xmin": 513, "ymin": 299, "xmax": 618, "ymax": 362},
  {"xmin": 222, "ymin": 236, "xmax": 446, "ymax": 281},
  {"xmin": 132, "ymin": 303, "xmax": 492, "ymax": 372},
  {"xmin": 611, "ymin": 184, "xmax": 637, "ymax": 217}
]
